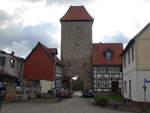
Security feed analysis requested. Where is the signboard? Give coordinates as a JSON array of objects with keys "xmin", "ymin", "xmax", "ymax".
[{"xmin": 144, "ymin": 79, "xmax": 150, "ymax": 83}]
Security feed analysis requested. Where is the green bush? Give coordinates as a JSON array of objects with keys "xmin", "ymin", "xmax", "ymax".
[
  {"xmin": 95, "ymin": 95, "xmax": 109, "ymax": 106},
  {"xmin": 141, "ymin": 106, "xmax": 150, "ymax": 112}
]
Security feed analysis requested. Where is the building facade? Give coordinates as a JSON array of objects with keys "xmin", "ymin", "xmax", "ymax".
[
  {"xmin": 60, "ymin": 6, "xmax": 94, "ymax": 89},
  {"xmin": 23, "ymin": 42, "xmax": 62, "ymax": 93},
  {"xmin": 0, "ymin": 50, "xmax": 24, "ymax": 86},
  {"xmin": 92, "ymin": 43, "xmax": 123, "ymax": 94},
  {"xmin": 122, "ymin": 23, "xmax": 150, "ymax": 102}
]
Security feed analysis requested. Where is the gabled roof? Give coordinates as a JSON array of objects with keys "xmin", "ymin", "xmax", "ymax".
[
  {"xmin": 0, "ymin": 50, "xmax": 7, "ymax": 54},
  {"xmin": 92, "ymin": 43, "xmax": 123, "ymax": 65},
  {"xmin": 121, "ymin": 22, "xmax": 150, "ymax": 55},
  {"xmin": 0, "ymin": 50, "xmax": 24, "ymax": 62},
  {"xmin": 60, "ymin": 6, "xmax": 94, "ymax": 22},
  {"xmin": 39, "ymin": 43, "xmax": 58, "ymax": 55},
  {"xmin": 25, "ymin": 42, "xmax": 62, "ymax": 65},
  {"xmin": 47, "ymin": 48, "xmax": 58, "ymax": 55}
]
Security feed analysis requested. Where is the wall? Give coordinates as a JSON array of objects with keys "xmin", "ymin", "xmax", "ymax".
[
  {"xmin": 61, "ymin": 21, "xmax": 93, "ymax": 89},
  {"xmin": 123, "ymin": 70, "xmax": 137, "ymax": 101},
  {"xmin": 93, "ymin": 65, "xmax": 122, "ymax": 93},
  {"xmin": 136, "ymin": 71, "xmax": 150, "ymax": 102},
  {"xmin": 0, "ymin": 53, "xmax": 23, "ymax": 78},
  {"xmin": 123, "ymin": 44, "xmax": 136, "ymax": 76},
  {"xmin": 123, "ymin": 24, "xmax": 150, "ymax": 102},
  {"xmin": 40, "ymin": 80, "xmax": 55, "ymax": 93},
  {"xmin": 123, "ymin": 44, "xmax": 137, "ymax": 101},
  {"xmin": 136, "ymin": 39, "xmax": 150, "ymax": 70},
  {"xmin": 24, "ymin": 45, "xmax": 54, "ymax": 81}
]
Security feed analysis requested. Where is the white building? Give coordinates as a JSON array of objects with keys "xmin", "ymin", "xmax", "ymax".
[
  {"xmin": 122, "ymin": 23, "xmax": 150, "ymax": 102},
  {"xmin": 0, "ymin": 50, "xmax": 24, "ymax": 86}
]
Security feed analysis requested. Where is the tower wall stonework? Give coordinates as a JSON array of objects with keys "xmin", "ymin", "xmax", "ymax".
[{"xmin": 61, "ymin": 21, "xmax": 93, "ymax": 89}]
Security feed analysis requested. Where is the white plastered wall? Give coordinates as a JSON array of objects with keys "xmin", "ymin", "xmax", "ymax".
[
  {"xmin": 40, "ymin": 80, "xmax": 55, "ymax": 93},
  {"xmin": 136, "ymin": 71, "xmax": 150, "ymax": 102},
  {"xmin": 123, "ymin": 71, "xmax": 137, "ymax": 101}
]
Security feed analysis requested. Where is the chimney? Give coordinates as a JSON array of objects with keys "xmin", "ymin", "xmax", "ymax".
[{"xmin": 11, "ymin": 51, "xmax": 15, "ymax": 56}]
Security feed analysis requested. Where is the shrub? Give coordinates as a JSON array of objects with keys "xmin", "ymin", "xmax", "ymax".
[
  {"xmin": 141, "ymin": 106, "xmax": 150, "ymax": 112},
  {"xmin": 36, "ymin": 93, "xmax": 42, "ymax": 98},
  {"xmin": 95, "ymin": 95, "xmax": 109, "ymax": 106}
]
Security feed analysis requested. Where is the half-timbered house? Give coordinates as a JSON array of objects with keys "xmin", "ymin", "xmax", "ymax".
[{"xmin": 92, "ymin": 43, "xmax": 123, "ymax": 94}]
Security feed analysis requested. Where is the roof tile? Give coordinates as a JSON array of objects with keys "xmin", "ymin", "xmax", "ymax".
[
  {"xmin": 92, "ymin": 43, "xmax": 123, "ymax": 65},
  {"xmin": 60, "ymin": 6, "xmax": 94, "ymax": 21}
]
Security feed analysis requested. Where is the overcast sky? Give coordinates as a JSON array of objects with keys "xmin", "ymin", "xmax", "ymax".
[{"xmin": 0, "ymin": 0, "xmax": 150, "ymax": 58}]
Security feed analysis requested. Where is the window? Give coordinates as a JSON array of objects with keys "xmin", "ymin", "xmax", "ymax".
[
  {"xmin": 104, "ymin": 48, "xmax": 113, "ymax": 60},
  {"xmin": 10, "ymin": 58, "xmax": 15, "ymax": 68},
  {"xmin": 0, "ymin": 57, "xmax": 6, "ymax": 66},
  {"xmin": 128, "ymin": 50, "xmax": 130, "ymax": 64},
  {"xmin": 56, "ymin": 79, "xmax": 61, "ymax": 88},
  {"xmin": 131, "ymin": 46, "xmax": 134, "ymax": 61},
  {"xmin": 106, "ymin": 52, "xmax": 112, "ymax": 60}
]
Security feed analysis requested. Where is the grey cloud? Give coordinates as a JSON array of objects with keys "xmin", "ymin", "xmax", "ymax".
[
  {"xmin": 0, "ymin": 23, "xmax": 59, "ymax": 58},
  {"xmin": 0, "ymin": 9, "xmax": 18, "ymax": 27},
  {"xmin": 102, "ymin": 32, "xmax": 129, "ymax": 44},
  {"xmin": 13, "ymin": 0, "xmax": 44, "ymax": 3},
  {"xmin": 46, "ymin": 0, "xmax": 94, "ymax": 5}
]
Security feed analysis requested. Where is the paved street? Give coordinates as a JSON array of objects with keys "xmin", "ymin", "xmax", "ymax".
[{"xmin": 1, "ymin": 96, "xmax": 132, "ymax": 113}]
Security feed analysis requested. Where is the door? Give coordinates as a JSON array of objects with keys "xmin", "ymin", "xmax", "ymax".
[{"xmin": 111, "ymin": 81, "xmax": 119, "ymax": 93}]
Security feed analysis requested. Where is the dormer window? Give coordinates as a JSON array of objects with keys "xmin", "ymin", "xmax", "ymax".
[{"xmin": 104, "ymin": 48, "xmax": 113, "ymax": 60}]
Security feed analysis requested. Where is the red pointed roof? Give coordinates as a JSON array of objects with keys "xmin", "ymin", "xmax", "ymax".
[
  {"xmin": 92, "ymin": 43, "xmax": 123, "ymax": 65},
  {"xmin": 25, "ymin": 42, "xmax": 62, "ymax": 65},
  {"xmin": 60, "ymin": 6, "xmax": 94, "ymax": 22},
  {"xmin": 47, "ymin": 48, "xmax": 57, "ymax": 55}
]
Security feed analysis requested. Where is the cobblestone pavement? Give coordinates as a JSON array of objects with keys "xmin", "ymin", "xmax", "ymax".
[{"xmin": 1, "ymin": 96, "xmax": 132, "ymax": 113}]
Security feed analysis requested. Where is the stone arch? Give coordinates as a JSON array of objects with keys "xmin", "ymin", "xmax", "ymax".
[{"xmin": 71, "ymin": 76, "xmax": 84, "ymax": 91}]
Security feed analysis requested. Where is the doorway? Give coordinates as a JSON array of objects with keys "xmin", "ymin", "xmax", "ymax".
[{"xmin": 111, "ymin": 81, "xmax": 119, "ymax": 93}]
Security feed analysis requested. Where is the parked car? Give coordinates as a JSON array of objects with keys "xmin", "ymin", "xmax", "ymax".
[
  {"xmin": 68, "ymin": 89, "xmax": 73, "ymax": 97},
  {"xmin": 0, "ymin": 82, "xmax": 6, "ymax": 92},
  {"xmin": 56, "ymin": 88, "xmax": 73, "ymax": 98},
  {"xmin": 82, "ymin": 89, "xmax": 94, "ymax": 98},
  {"xmin": 0, "ymin": 82, "xmax": 6, "ymax": 103}
]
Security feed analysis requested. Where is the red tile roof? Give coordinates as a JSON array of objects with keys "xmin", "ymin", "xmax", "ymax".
[
  {"xmin": 25, "ymin": 42, "xmax": 61, "ymax": 65},
  {"xmin": 60, "ymin": 6, "xmax": 94, "ymax": 21},
  {"xmin": 92, "ymin": 43, "xmax": 123, "ymax": 65},
  {"xmin": 47, "ymin": 48, "xmax": 57, "ymax": 55}
]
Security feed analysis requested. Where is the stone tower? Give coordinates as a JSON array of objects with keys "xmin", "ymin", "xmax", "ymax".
[{"xmin": 60, "ymin": 6, "xmax": 94, "ymax": 89}]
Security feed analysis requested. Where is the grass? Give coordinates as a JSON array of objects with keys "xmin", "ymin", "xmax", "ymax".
[{"xmin": 106, "ymin": 95, "xmax": 123, "ymax": 102}]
